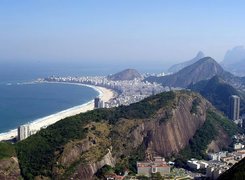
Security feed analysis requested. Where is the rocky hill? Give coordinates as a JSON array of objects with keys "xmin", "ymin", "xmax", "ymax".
[
  {"xmin": 107, "ymin": 69, "xmax": 142, "ymax": 81},
  {"xmin": 146, "ymin": 57, "xmax": 245, "ymax": 89},
  {"xmin": 168, "ymin": 51, "xmax": 205, "ymax": 73},
  {"xmin": 0, "ymin": 91, "xmax": 239, "ymax": 179}
]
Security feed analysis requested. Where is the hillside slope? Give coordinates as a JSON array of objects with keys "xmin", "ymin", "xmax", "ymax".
[
  {"xmin": 107, "ymin": 69, "xmax": 142, "ymax": 81},
  {"xmin": 188, "ymin": 76, "xmax": 245, "ymax": 116},
  {"xmin": 2, "ymin": 91, "xmax": 238, "ymax": 179}
]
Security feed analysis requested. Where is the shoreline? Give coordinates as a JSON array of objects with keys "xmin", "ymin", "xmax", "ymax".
[{"xmin": 0, "ymin": 82, "xmax": 116, "ymax": 141}]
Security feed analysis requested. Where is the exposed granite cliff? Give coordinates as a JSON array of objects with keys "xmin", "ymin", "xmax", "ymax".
[
  {"xmin": 50, "ymin": 91, "xmax": 212, "ymax": 179},
  {"xmin": 111, "ymin": 93, "xmax": 209, "ymax": 158},
  {"xmin": 0, "ymin": 157, "xmax": 21, "ymax": 180}
]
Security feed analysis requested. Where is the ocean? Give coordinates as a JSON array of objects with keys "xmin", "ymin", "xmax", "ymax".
[{"xmin": 0, "ymin": 62, "xmax": 103, "ymax": 133}]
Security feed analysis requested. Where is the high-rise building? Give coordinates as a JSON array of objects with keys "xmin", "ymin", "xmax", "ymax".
[
  {"xmin": 99, "ymin": 100, "xmax": 104, "ymax": 108},
  {"xmin": 94, "ymin": 97, "xmax": 105, "ymax": 108},
  {"xmin": 94, "ymin": 97, "xmax": 100, "ymax": 108},
  {"xmin": 229, "ymin": 95, "xmax": 240, "ymax": 121},
  {"xmin": 18, "ymin": 124, "xmax": 30, "ymax": 141}
]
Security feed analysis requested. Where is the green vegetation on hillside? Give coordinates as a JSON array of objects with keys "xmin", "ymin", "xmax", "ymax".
[
  {"xmin": 0, "ymin": 142, "xmax": 16, "ymax": 159},
  {"xmin": 177, "ymin": 112, "xmax": 218, "ymax": 160},
  {"xmin": 108, "ymin": 91, "xmax": 175, "ymax": 123},
  {"xmin": 112, "ymin": 141, "xmax": 146, "ymax": 175},
  {"xmin": 15, "ymin": 91, "xmax": 175, "ymax": 179},
  {"xmin": 176, "ymin": 110, "xmax": 239, "ymax": 162},
  {"xmin": 190, "ymin": 98, "xmax": 201, "ymax": 114},
  {"xmin": 16, "ymin": 116, "xmax": 87, "ymax": 179},
  {"xmin": 188, "ymin": 76, "xmax": 245, "ymax": 116}
]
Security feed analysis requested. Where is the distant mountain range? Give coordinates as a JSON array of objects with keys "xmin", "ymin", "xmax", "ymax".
[
  {"xmin": 146, "ymin": 57, "xmax": 245, "ymax": 89},
  {"xmin": 168, "ymin": 51, "xmax": 205, "ymax": 73},
  {"xmin": 167, "ymin": 46, "xmax": 245, "ymax": 78},
  {"xmin": 221, "ymin": 46, "xmax": 245, "ymax": 76},
  {"xmin": 107, "ymin": 68, "xmax": 142, "ymax": 81}
]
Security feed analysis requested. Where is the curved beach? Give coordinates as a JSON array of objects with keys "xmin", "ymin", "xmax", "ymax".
[{"xmin": 0, "ymin": 84, "xmax": 115, "ymax": 141}]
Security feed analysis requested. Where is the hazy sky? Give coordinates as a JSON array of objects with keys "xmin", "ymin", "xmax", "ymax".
[{"xmin": 0, "ymin": 0, "xmax": 245, "ymax": 65}]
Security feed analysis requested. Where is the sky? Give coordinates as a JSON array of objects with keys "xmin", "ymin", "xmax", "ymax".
[{"xmin": 0, "ymin": 0, "xmax": 245, "ymax": 68}]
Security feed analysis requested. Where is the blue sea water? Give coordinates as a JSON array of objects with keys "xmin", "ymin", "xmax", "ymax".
[
  {"xmin": 0, "ymin": 83, "xmax": 99, "ymax": 133},
  {"xmin": 0, "ymin": 62, "xmax": 103, "ymax": 133}
]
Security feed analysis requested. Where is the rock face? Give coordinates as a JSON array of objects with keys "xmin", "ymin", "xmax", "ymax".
[
  {"xmin": 113, "ymin": 94, "xmax": 208, "ymax": 158},
  {"xmin": 54, "ymin": 92, "xmax": 211, "ymax": 179},
  {"xmin": 0, "ymin": 157, "xmax": 21, "ymax": 180},
  {"xmin": 146, "ymin": 57, "xmax": 245, "ymax": 89},
  {"xmin": 107, "ymin": 69, "xmax": 142, "ymax": 81},
  {"xmin": 168, "ymin": 51, "xmax": 205, "ymax": 73},
  {"xmin": 69, "ymin": 150, "xmax": 115, "ymax": 180},
  {"xmin": 145, "ymin": 95, "xmax": 207, "ymax": 156}
]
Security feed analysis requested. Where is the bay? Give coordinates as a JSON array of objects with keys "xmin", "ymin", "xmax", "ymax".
[{"xmin": 0, "ymin": 83, "xmax": 98, "ymax": 133}]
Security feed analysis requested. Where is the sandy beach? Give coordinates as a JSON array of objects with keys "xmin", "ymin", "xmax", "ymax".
[{"xmin": 0, "ymin": 83, "xmax": 115, "ymax": 141}]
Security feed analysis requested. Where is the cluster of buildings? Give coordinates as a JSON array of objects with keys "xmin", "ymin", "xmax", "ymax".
[
  {"xmin": 185, "ymin": 141, "xmax": 245, "ymax": 179},
  {"xmin": 43, "ymin": 76, "xmax": 167, "ymax": 107},
  {"xmin": 137, "ymin": 157, "xmax": 170, "ymax": 177}
]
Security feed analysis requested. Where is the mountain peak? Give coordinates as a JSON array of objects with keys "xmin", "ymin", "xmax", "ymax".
[
  {"xmin": 147, "ymin": 57, "xmax": 227, "ymax": 88},
  {"xmin": 107, "ymin": 68, "xmax": 142, "ymax": 81},
  {"xmin": 197, "ymin": 56, "xmax": 215, "ymax": 63},
  {"xmin": 196, "ymin": 51, "xmax": 205, "ymax": 58},
  {"xmin": 168, "ymin": 51, "xmax": 205, "ymax": 73}
]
